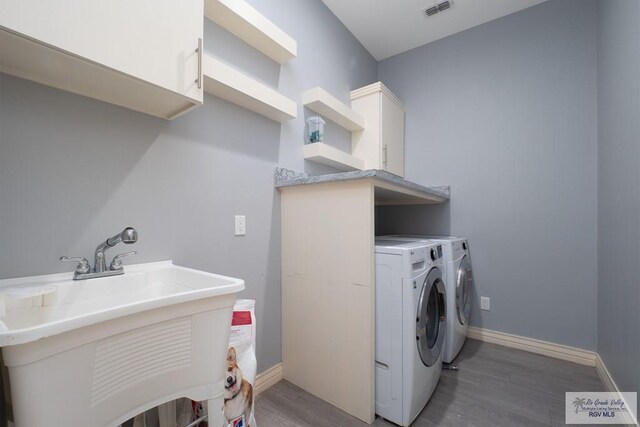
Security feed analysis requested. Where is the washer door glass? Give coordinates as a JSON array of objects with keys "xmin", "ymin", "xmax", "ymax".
[
  {"xmin": 416, "ymin": 268, "xmax": 446, "ymax": 367},
  {"xmin": 456, "ymin": 255, "xmax": 473, "ymax": 325}
]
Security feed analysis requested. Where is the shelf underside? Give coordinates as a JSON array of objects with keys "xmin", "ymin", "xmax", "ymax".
[
  {"xmin": 303, "ymin": 143, "xmax": 365, "ymax": 171},
  {"xmin": 202, "ymin": 55, "xmax": 296, "ymax": 122},
  {"xmin": 303, "ymin": 87, "xmax": 365, "ymax": 131},
  {"xmin": 204, "ymin": 0, "xmax": 296, "ymax": 64}
]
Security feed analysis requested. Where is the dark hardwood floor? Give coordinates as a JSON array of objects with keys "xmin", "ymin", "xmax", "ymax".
[{"xmin": 255, "ymin": 339, "xmax": 606, "ymax": 426}]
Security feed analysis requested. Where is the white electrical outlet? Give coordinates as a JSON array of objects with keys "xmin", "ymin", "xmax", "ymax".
[
  {"xmin": 481, "ymin": 297, "xmax": 490, "ymax": 311},
  {"xmin": 234, "ymin": 215, "xmax": 246, "ymax": 236}
]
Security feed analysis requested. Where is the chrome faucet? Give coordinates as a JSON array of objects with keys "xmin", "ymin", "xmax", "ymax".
[
  {"xmin": 94, "ymin": 227, "xmax": 138, "ymax": 273},
  {"xmin": 61, "ymin": 227, "xmax": 138, "ymax": 280}
]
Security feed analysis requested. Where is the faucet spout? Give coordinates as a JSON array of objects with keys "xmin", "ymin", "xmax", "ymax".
[{"xmin": 94, "ymin": 227, "xmax": 138, "ymax": 272}]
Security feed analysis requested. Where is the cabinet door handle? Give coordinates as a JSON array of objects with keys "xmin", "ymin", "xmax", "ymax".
[
  {"xmin": 195, "ymin": 38, "xmax": 202, "ymax": 89},
  {"xmin": 383, "ymin": 144, "xmax": 388, "ymax": 168}
]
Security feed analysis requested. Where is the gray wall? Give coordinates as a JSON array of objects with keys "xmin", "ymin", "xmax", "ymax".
[
  {"xmin": 0, "ymin": 0, "xmax": 377, "ymax": 373},
  {"xmin": 377, "ymin": 0, "xmax": 599, "ymax": 350},
  {"xmin": 596, "ymin": 0, "xmax": 640, "ymax": 401}
]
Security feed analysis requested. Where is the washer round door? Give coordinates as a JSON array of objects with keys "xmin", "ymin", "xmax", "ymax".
[
  {"xmin": 456, "ymin": 255, "xmax": 473, "ymax": 325},
  {"xmin": 416, "ymin": 267, "xmax": 446, "ymax": 367}
]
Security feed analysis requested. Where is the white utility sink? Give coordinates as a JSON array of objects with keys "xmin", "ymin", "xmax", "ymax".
[{"xmin": 0, "ymin": 261, "xmax": 244, "ymax": 427}]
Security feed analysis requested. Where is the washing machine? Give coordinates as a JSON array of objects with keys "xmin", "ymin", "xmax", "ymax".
[
  {"xmin": 375, "ymin": 240, "xmax": 446, "ymax": 426},
  {"xmin": 378, "ymin": 236, "xmax": 473, "ymax": 364}
]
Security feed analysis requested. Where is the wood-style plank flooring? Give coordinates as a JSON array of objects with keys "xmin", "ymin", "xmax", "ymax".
[{"xmin": 255, "ymin": 339, "xmax": 606, "ymax": 426}]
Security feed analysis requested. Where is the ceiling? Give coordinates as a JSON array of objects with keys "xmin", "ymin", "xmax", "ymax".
[{"xmin": 321, "ymin": 0, "xmax": 548, "ymax": 61}]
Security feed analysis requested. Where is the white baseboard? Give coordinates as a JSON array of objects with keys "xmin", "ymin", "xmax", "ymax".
[
  {"xmin": 255, "ymin": 362, "xmax": 283, "ymax": 396},
  {"xmin": 596, "ymin": 353, "xmax": 618, "ymax": 392},
  {"xmin": 467, "ymin": 327, "xmax": 638, "ymax": 425},
  {"xmin": 467, "ymin": 326, "xmax": 597, "ymax": 366},
  {"xmin": 595, "ymin": 353, "xmax": 638, "ymax": 426}
]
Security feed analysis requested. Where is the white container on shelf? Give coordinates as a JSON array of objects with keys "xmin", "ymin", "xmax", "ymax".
[{"xmin": 306, "ymin": 116, "xmax": 326, "ymax": 144}]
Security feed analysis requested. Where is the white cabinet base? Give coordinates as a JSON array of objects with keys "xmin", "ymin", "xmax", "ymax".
[
  {"xmin": 278, "ymin": 175, "xmax": 447, "ymax": 424},
  {"xmin": 281, "ymin": 181, "xmax": 375, "ymax": 424}
]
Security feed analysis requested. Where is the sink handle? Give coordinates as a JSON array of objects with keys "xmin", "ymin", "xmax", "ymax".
[
  {"xmin": 110, "ymin": 251, "xmax": 137, "ymax": 271},
  {"xmin": 60, "ymin": 256, "xmax": 91, "ymax": 274}
]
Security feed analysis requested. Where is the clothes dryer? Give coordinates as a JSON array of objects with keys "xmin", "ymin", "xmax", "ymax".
[
  {"xmin": 375, "ymin": 240, "xmax": 446, "ymax": 426},
  {"xmin": 378, "ymin": 236, "xmax": 473, "ymax": 363}
]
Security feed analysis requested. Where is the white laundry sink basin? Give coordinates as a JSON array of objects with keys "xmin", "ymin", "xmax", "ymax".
[
  {"xmin": 0, "ymin": 261, "xmax": 244, "ymax": 346},
  {"xmin": 0, "ymin": 261, "xmax": 244, "ymax": 427}
]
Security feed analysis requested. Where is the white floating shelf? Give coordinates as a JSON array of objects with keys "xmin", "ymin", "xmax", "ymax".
[
  {"xmin": 202, "ymin": 55, "xmax": 297, "ymax": 122},
  {"xmin": 303, "ymin": 87, "xmax": 365, "ymax": 131},
  {"xmin": 205, "ymin": 0, "xmax": 297, "ymax": 64},
  {"xmin": 303, "ymin": 143, "xmax": 365, "ymax": 171}
]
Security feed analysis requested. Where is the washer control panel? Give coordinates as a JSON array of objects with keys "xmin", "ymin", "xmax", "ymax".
[
  {"xmin": 409, "ymin": 247, "xmax": 428, "ymax": 265},
  {"xmin": 429, "ymin": 245, "xmax": 443, "ymax": 261},
  {"xmin": 452, "ymin": 240, "xmax": 469, "ymax": 258}
]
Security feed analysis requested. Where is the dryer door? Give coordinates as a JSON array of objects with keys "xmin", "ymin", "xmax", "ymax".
[
  {"xmin": 456, "ymin": 255, "xmax": 473, "ymax": 325},
  {"xmin": 416, "ymin": 267, "xmax": 446, "ymax": 367}
]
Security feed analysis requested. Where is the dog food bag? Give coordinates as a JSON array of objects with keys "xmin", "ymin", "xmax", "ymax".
[
  {"xmin": 186, "ymin": 300, "xmax": 257, "ymax": 427},
  {"xmin": 223, "ymin": 299, "xmax": 257, "ymax": 427}
]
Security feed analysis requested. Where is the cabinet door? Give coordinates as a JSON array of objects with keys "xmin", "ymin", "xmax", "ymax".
[
  {"xmin": 0, "ymin": 0, "xmax": 203, "ymax": 103},
  {"xmin": 380, "ymin": 94, "xmax": 405, "ymax": 177}
]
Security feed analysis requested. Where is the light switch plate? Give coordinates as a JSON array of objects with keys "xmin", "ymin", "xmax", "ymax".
[
  {"xmin": 235, "ymin": 215, "xmax": 246, "ymax": 236},
  {"xmin": 481, "ymin": 297, "xmax": 490, "ymax": 311}
]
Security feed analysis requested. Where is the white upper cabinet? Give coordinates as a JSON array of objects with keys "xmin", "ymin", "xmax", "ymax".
[
  {"xmin": 0, "ymin": 0, "xmax": 204, "ymax": 119},
  {"xmin": 351, "ymin": 82, "xmax": 405, "ymax": 177}
]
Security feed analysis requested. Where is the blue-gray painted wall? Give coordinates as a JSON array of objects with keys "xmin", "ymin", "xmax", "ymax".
[
  {"xmin": 377, "ymin": 0, "xmax": 599, "ymax": 350},
  {"xmin": 2, "ymin": 0, "xmax": 637, "ymax": 382},
  {"xmin": 0, "ymin": 0, "xmax": 377, "ymax": 373},
  {"xmin": 597, "ymin": 0, "xmax": 640, "ymax": 401}
]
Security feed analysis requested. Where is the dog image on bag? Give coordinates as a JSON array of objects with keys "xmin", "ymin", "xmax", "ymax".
[{"xmin": 224, "ymin": 347, "xmax": 253, "ymax": 427}]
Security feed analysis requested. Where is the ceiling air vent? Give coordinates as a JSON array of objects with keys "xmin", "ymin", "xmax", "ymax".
[
  {"xmin": 425, "ymin": 5, "xmax": 439, "ymax": 16},
  {"xmin": 424, "ymin": 0, "xmax": 453, "ymax": 17},
  {"xmin": 437, "ymin": 1, "xmax": 451, "ymax": 11}
]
